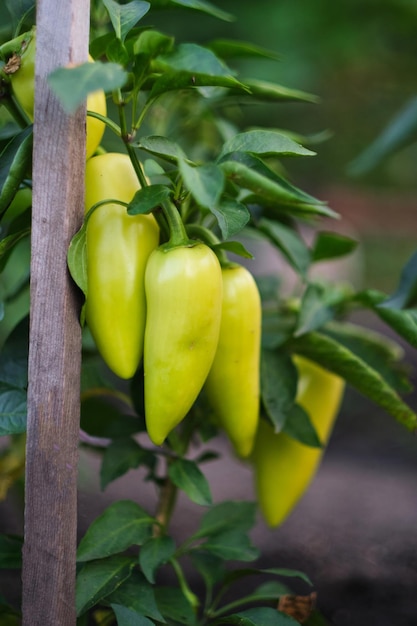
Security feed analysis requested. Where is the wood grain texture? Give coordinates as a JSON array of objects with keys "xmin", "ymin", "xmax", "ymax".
[{"xmin": 22, "ymin": 1, "xmax": 90, "ymax": 624}]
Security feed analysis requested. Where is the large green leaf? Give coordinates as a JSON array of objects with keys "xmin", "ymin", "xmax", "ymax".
[
  {"xmin": 291, "ymin": 331, "xmax": 417, "ymax": 432},
  {"xmin": 127, "ymin": 184, "xmax": 173, "ymax": 215},
  {"xmin": 0, "ymin": 318, "xmax": 28, "ymax": 435},
  {"xmin": 102, "ymin": 0, "xmax": 150, "ymax": 42},
  {"xmin": 77, "ymin": 500, "xmax": 154, "ymax": 562},
  {"xmin": 100, "ymin": 438, "xmax": 155, "ymax": 490},
  {"xmin": 179, "ymin": 159, "xmax": 224, "ymax": 210},
  {"xmin": 110, "ymin": 605, "xmax": 154, "ymax": 626},
  {"xmin": 168, "ymin": 458, "xmax": 212, "ymax": 506},
  {"xmin": 295, "ymin": 282, "xmax": 352, "ymax": 336},
  {"xmin": 219, "ymin": 129, "xmax": 315, "ymax": 160},
  {"xmin": 238, "ymin": 78, "xmax": 319, "ymax": 104},
  {"xmin": 106, "ymin": 570, "xmax": 165, "ymax": 622},
  {"xmin": 202, "ymin": 530, "xmax": 259, "ymax": 562},
  {"xmin": 357, "ymin": 289, "xmax": 417, "ymax": 349},
  {"xmin": 312, "ymin": 231, "xmax": 358, "ymax": 262},
  {"xmin": 76, "ymin": 555, "xmax": 135, "ymax": 616},
  {"xmin": 48, "ymin": 61, "xmax": 127, "ymax": 113},
  {"xmin": 256, "ymin": 219, "xmax": 310, "ymax": 278},
  {"xmin": 169, "ymin": 0, "xmax": 233, "ymax": 22},
  {"xmin": 154, "ymin": 586, "xmax": 197, "ymax": 626},
  {"xmin": 139, "ymin": 535, "xmax": 176, "ymax": 584},
  {"xmin": 137, "ymin": 135, "xmax": 188, "ymax": 164},
  {"xmin": 193, "ymin": 501, "xmax": 257, "ymax": 540},
  {"xmin": 155, "ymin": 42, "xmax": 235, "ymax": 77},
  {"xmin": 260, "ymin": 350, "xmax": 297, "ymax": 432},
  {"xmin": 208, "ymin": 39, "xmax": 279, "ymax": 61},
  {"xmin": 213, "ymin": 607, "xmax": 298, "ymax": 625}
]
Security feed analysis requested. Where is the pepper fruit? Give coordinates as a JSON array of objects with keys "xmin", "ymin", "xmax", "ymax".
[
  {"xmin": 144, "ymin": 243, "xmax": 223, "ymax": 446},
  {"xmin": 252, "ymin": 355, "xmax": 345, "ymax": 527},
  {"xmin": 9, "ymin": 29, "xmax": 106, "ymax": 160},
  {"xmin": 204, "ymin": 264, "xmax": 261, "ymax": 458},
  {"xmin": 85, "ymin": 153, "xmax": 159, "ymax": 379}
]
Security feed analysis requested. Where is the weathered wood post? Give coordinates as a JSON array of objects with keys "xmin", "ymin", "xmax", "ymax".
[{"xmin": 22, "ymin": 0, "xmax": 90, "ymax": 624}]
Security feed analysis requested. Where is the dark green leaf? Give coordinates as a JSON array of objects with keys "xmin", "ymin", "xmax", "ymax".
[
  {"xmin": 107, "ymin": 570, "xmax": 165, "ymax": 622},
  {"xmin": 80, "ymin": 394, "xmax": 142, "ymax": 438},
  {"xmin": 67, "ymin": 220, "xmax": 88, "ymax": 298},
  {"xmin": 0, "ymin": 386, "xmax": 26, "ymax": 436},
  {"xmin": 106, "ymin": 37, "xmax": 130, "ymax": 65},
  {"xmin": 48, "ymin": 62, "xmax": 127, "ymax": 113},
  {"xmin": 295, "ymin": 282, "xmax": 352, "ymax": 336},
  {"xmin": 202, "ymin": 530, "xmax": 259, "ymax": 562},
  {"xmin": 149, "ymin": 70, "xmax": 247, "ymax": 99},
  {"xmin": 5, "ymin": 0, "xmax": 35, "ymax": 30},
  {"xmin": 154, "ymin": 586, "xmax": 197, "ymax": 626},
  {"xmin": 111, "ymin": 604, "xmax": 154, "ymax": 626},
  {"xmin": 193, "ymin": 501, "xmax": 257, "ymax": 539},
  {"xmin": 261, "ymin": 350, "xmax": 297, "ymax": 432},
  {"xmin": 220, "ymin": 153, "xmax": 335, "ymax": 218},
  {"xmin": 208, "ymin": 39, "xmax": 279, "ymax": 61},
  {"xmin": 137, "ymin": 135, "xmax": 187, "ymax": 164},
  {"xmin": 219, "ymin": 130, "xmax": 315, "ymax": 160},
  {"xmin": 179, "ymin": 160, "xmax": 224, "ymax": 210},
  {"xmin": 312, "ymin": 231, "xmax": 358, "ymax": 262},
  {"xmin": 212, "ymin": 241, "xmax": 253, "ymax": 259},
  {"xmin": 256, "ymin": 219, "xmax": 310, "ymax": 278},
  {"xmin": 239, "ymin": 78, "xmax": 319, "ymax": 104},
  {"xmin": 156, "ymin": 42, "xmax": 235, "ymax": 77},
  {"xmin": 263, "ymin": 567, "xmax": 313, "ymax": 585},
  {"xmin": 357, "ymin": 289, "xmax": 417, "ymax": 349},
  {"xmin": 282, "ymin": 404, "xmax": 322, "ymax": 448},
  {"xmin": 381, "ymin": 248, "xmax": 417, "ymax": 309},
  {"xmin": 291, "ymin": 331, "xmax": 417, "ymax": 432},
  {"xmin": 209, "ymin": 199, "xmax": 250, "ymax": 240},
  {"xmin": 127, "ymin": 184, "xmax": 172, "ymax": 215},
  {"xmin": 213, "ymin": 607, "xmax": 298, "ymax": 625},
  {"xmin": 102, "ymin": 0, "xmax": 150, "ymax": 42},
  {"xmin": 101, "ymin": 438, "xmax": 154, "ymax": 490},
  {"xmin": 134, "ymin": 29, "xmax": 174, "ymax": 56},
  {"xmin": 0, "ymin": 319, "xmax": 28, "ymax": 435},
  {"xmin": 323, "ymin": 321, "xmax": 411, "ymax": 394},
  {"xmin": 0, "ymin": 534, "xmax": 22, "ymax": 569},
  {"xmin": 189, "ymin": 551, "xmax": 226, "ymax": 591},
  {"xmin": 77, "ymin": 500, "xmax": 154, "ymax": 562},
  {"xmin": 168, "ymin": 458, "xmax": 212, "ymax": 506},
  {"xmin": 76, "ymin": 555, "xmax": 134, "ymax": 616},
  {"xmin": 170, "ymin": 0, "xmax": 234, "ymax": 21},
  {"xmin": 0, "ymin": 229, "xmax": 30, "ymax": 267},
  {"xmin": 139, "ymin": 535, "xmax": 176, "ymax": 583},
  {"xmin": 0, "ymin": 126, "xmax": 33, "ymax": 218}
]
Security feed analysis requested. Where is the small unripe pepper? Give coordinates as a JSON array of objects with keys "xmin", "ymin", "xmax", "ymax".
[
  {"xmin": 85, "ymin": 153, "xmax": 159, "ymax": 379},
  {"xmin": 144, "ymin": 242, "xmax": 223, "ymax": 445},
  {"xmin": 251, "ymin": 355, "xmax": 345, "ymax": 527},
  {"xmin": 204, "ymin": 264, "xmax": 261, "ymax": 457}
]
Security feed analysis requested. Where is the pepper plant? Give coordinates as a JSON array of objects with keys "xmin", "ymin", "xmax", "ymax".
[{"xmin": 0, "ymin": 1, "xmax": 417, "ymax": 624}]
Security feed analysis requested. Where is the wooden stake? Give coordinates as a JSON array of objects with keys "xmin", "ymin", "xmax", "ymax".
[{"xmin": 22, "ymin": 1, "xmax": 90, "ymax": 624}]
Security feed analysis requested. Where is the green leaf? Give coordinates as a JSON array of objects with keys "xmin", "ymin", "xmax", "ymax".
[
  {"xmin": 111, "ymin": 605, "xmax": 154, "ymax": 626},
  {"xmin": 77, "ymin": 500, "xmax": 154, "ymax": 562},
  {"xmin": 212, "ymin": 240, "xmax": 253, "ymax": 259},
  {"xmin": 107, "ymin": 570, "xmax": 165, "ymax": 622},
  {"xmin": 209, "ymin": 199, "xmax": 250, "ymax": 240},
  {"xmin": 170, "ymin": 0, "xmax": 234, "ymax": 22},
  {"xmin": 106, "ymin": 37, "xmax": 130, "ymax": 66},
  {"xmin": 139, "ymin": 535, "xmax": 176, "ymax": 584},
  {"xmin": 220, "ymin": 154, "xmax": 334, "ymax": 218},
  {"xmin": 0, "ymin": 126, "xmax": 33, "ymax": 218},
  {"xmin": 67, "ymin": 220, "xmax": 88, "ymax": 298},
  {"xmin": 0, "ymin": 230, "xmax": 30, "ymax": 268},
  {"xmin": 76, "ymin": 555, "xmax": 134, "ymax": 616},
  {"xmin": 312, "ymin": 231, "xmax": 358, "ymax": 262},
  {"xmin": 189, "ymin": 551, "xmax": 226, "ymax": 592},
  {"xmin": 137, "ymin": 135, "xmax": 188, "ymax": 164},
  {"xmin": 263, "ymin": 567, "xmax": 313, "ymax": 585},
  {"xmin": 0, "ymin": 534, "xmax": 22, "ymax": 569},
  {"xmin": 381, "ymin": 248, "xmax": 417, "ymax": 309},
  {"xmin": 0, "ymin": 319, "xmax": 28, "ymax": 435},
  {"xmin": 213, "ymin": 607, "xmax": 298, "ymax": 625},
  {"xmin": 168, "ymin": 458, "xmax": 212, "ymax": 506},
  {"xmin": 291, "ymin": 331, "xmax": 417, "ymax": 432},
  {"xmin": 156, "ymin": 42, "xmax": 236, "ymax": 77},
  {"xmin": 239, "ymin": 78, "xmax": 319, "ymax": 104},
  {"xmin": 134, "ymin": 29, "xmax": 175, "ymax": 57},
  {"xmin": 0, "ymin": 386, "xmax": 26, "ymax": 436},
  {"xmin": 202, "ymin": 530, "xmax": 259, "ymax": 562},
  {"xmin": 150, "ymin": 70, "xmax": 247, "ymax": 99},
  {"xmin": 261, "ymin": 350, "xmax": 298, "ymax": 432},
  {"xmin": 102, "ymin": 0, "xmax": 150, "ymax": 42},
  {"xmin": 282, "ymin": 404, "xmax": 322, "ymax": 448},
  {"xmin": 208, "ymin": 39, "xmax": 279, "ymax": 61},
  {"xmin": 101, "ymin": 438, "xmax": 155, "ymax": 490},
  {"xmin": 256, "ymin": 219, "xmax": 310, "ymax": 278},
  {"xmin": 295, "ymin": 282, "xmax": 352, "ymax": 336},
  {"xmin": 219, "ymin": 130, "xmax": 315, "ymax": 160},
  {"xmin": 193, "ymin": 501, "xmax": 257, "ymax": 539},
  {"xmin": 48, "ymin": 62, "xmax": 127, "ymax": 114},
  {"xmin": 154, "ymin": 586, "xmax": 197, "ymax": 626},
  {"xmin": 357, "ymin": 289, "xmax": 417, "ymax": 349},
  {"xmin": 179, "ymin": 160, "xmax": 224, "ymax": 210},
  {"xmin": 81, "ymin": 393, "xmax": 142, "ymax": 438},
  {"xmin": 323, "ymin": 321, "xmax": 411, "ymax": 394},
  {"xmin": 127, "ymin": 184, "xmax": 172, "ymax": 215}
]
